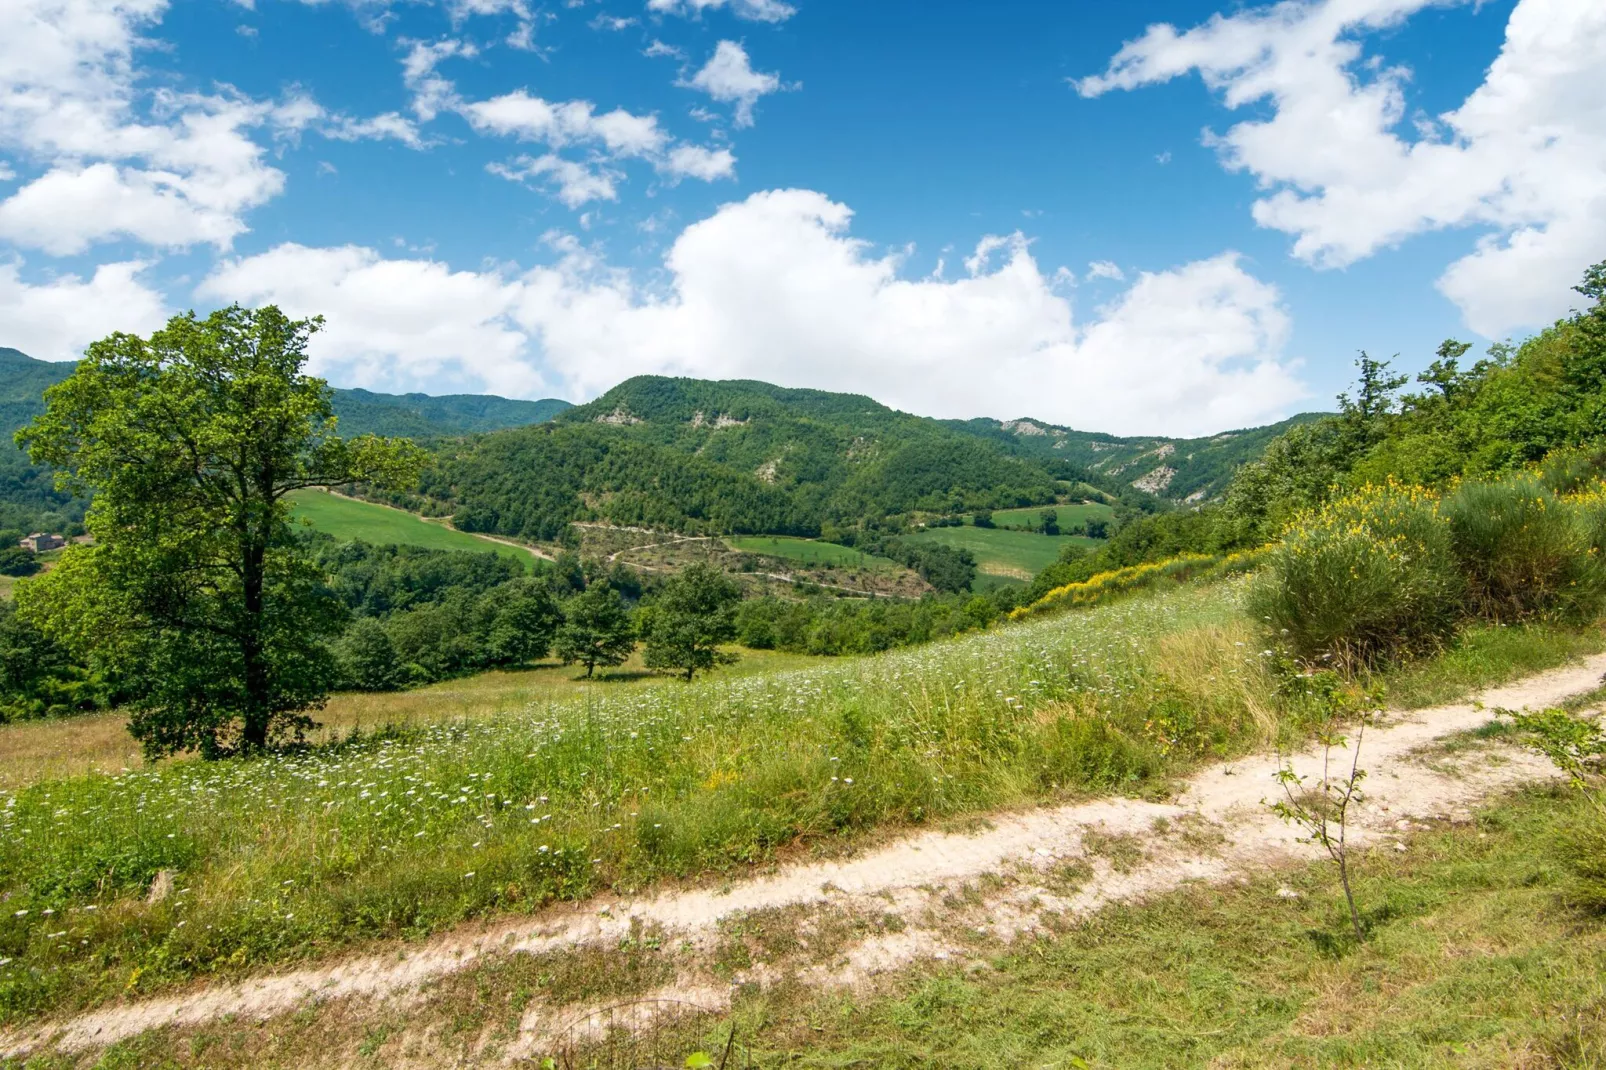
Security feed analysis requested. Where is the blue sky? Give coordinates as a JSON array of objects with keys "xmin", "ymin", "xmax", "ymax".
[{"xmin": 2, "ymin": 0, "xmax": 1601, "ymax": 435}]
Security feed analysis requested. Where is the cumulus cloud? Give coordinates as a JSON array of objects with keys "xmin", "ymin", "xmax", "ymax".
[
  {"xmin": 200, "ymin": 190, "xmax": 1305, "ymax": 434},
  {"xmin": 646, "ymin": 0, "xmax": 795, "ymax": 23},
  {"xmin": 413, "ymin": 46, "xmax": 737, "ymax": 199},
  {"xmin": 1086, "ymin": 260, "xmax": 1125, "ymax": 282},
  {"xmin": 198, "ymin": 242, "xmax": 546, "ymax": 397},
  {"xmin": 1077, "ymin": 0, "xmax": 1606, "ymax": 337},
  {"xmin": 0, "ymin": 0, "xmax": 427, "ymax": 255},
  {"xmin": 660, "ymin": 143, "xmax": 736, "ymax": 182},
  {"xmin": 683, "ymin": 40, "xmax": 789, "ymax": 127},
  {"xmin": 464, "ymin": 91, "xmax": 668, "ymax": 157},
  {"xmin": 0, "ymin": 258, "xmax": 167, "ymax": 360}
]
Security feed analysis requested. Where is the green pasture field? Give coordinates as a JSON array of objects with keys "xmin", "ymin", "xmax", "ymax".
[
  {"xmin": 988, "ymin": 501, "xmax": 1115, "ymax": 532},
  {"xmin": 287, "ymin": 489, "xmax": 539, "ymax": 569},
  {"xmin": 907, "ymin": 524, "xmax": 1100, "ymax": 578},
  {"xmin": 725, "ymin": 535, "xmax": 900, "ymax": 571}
]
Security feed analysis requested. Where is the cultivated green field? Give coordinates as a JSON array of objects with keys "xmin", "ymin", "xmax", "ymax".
[
  {"xmin": 989, "ymin": 501, "xmax": 1115, "ymax": 532},
  {"xmin": 287, "ymin": 489, "xmax": 539, "ymax": 569},
  {"xmin": 725, "ymin": 535, "xmax": 900, "ymax": 571},
  {"xmin": 907, "ymin": 524, "xmax": 1100, "ymax": 579}
]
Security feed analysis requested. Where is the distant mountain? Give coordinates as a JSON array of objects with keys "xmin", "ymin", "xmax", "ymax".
[
  {"xmin": 420, "ymin": 376, "xmax": 1131, "ymax": 542},
  {"xmin": 328, "ymin": 388, "xmax": 571, "ymax": 438},
  {"xmin": 945, "ymin": 412, "xmax": 1330, "ymax": 504},
  {"xmin": 0, "ymin": 348, "xmax": 570, "ymax": 439},
  {"xmin": 0, "ymin": 347, "xmax": 570, "ymax": 533}
]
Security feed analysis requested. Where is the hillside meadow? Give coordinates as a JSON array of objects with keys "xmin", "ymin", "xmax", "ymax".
[
  {"xmin": 287, "ymin": 490, "xmax": 541, "ymax": 569},
  {"xmin": 988, "ymin": 501, "xmax": 1115, "ymax": 531},
  {"xmin": 2, "ymin": 576, "xmax": 1599, "ymax": 1022},
  {"xmin": 906, "ymin": 524, "xmax": 1101, "ymax": 580}
]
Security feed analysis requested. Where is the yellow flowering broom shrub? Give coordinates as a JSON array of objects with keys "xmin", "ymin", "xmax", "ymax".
[
  {"xmin": 1249, "ymin": 481, "xmax": 1463, "ymax": 667},
  {"xmin": 1443, "ymin": 475, "xmax": 1606, "ymax": 621}
]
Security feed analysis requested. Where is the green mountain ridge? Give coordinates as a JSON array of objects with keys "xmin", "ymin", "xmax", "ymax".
[
  {"xmin": 0, "ymin": 347, "xmax": 571, "ymax": 533},
  {"xmin": 415, "ymin": 375, "xmax": 1312, "ymax": 544},
  {"xmin": 944, "ymin": 412, "xmax": 1330, "ymax": 503}
]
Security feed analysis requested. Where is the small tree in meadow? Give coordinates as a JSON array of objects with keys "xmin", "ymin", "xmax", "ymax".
[
  {"xmin": 644, "ymin": 563, "xmax": 742, "ymax": 682},
  {"xmin": 1039, "ymin": 508, "xmax": 1061, "ymax": 535},
  {"xmin": 553, "ymin": 583, "xmax": 635, "ymax": 678},
  {"xmin": 1270, "ymin": 708, "xmax": 1374, "ymax": 944}
]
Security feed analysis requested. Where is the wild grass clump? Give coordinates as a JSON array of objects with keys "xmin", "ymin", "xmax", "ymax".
[
  {"xmin": 1249, "ymin": 482, "xmax": 1462, "ymax": 667},
  {"xmin": 1443, "ymin": 475, "xmax": 1605, "ymax": 621}
]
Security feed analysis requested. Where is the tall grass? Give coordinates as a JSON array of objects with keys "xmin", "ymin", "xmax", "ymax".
[{"xmin": 0, "ymin": 583, "xmax": 1283, "ymax": 1019}]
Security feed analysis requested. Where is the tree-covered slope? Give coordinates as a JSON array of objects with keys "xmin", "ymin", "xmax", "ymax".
[
  {"xmin": 328, "ymin": 388, "xmax": 570, "ymax": 437},
  {"xmin": 0, "ymin": 347, "xmax": 569, "ymax": 533},
  {"xmin": 428, "ymin": 376, "xmax": 1087, "ymax": 540},
  {"xmin": 944, "ymin": 412, "xmax": 1330, "ymax": 503}
]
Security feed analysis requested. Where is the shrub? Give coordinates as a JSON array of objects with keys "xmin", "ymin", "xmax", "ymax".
[
  {"xmin": 1444, "ymin": 476, "xmax": 1605, "ymax": 621},
  {"xmin": 1249, "ymin": 482, "xmax": 1461, "ymax": 667}
]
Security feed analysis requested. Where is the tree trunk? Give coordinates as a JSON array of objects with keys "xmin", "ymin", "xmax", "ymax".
[{"xmin": 240, "ymin": 527, "xmax": 270, "ymax": 752}]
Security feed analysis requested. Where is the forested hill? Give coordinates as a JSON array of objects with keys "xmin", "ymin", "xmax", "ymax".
[
  {"xmin": 415, "ymin": 376, "xmax": 1158, "ymax": 542},
  {"xmin": 0, "ymin": 347, "xmax": 570, "ymax": 534},
  {"xmin": 326, "ymin": 389, "xmax": 571, "ymax": 437},
  {"xmin": 945, "ymin": 412, "xmax": 1329, "ymax": 503},
  {"xmin": 0, "ymin": 347, "xmax": 570, "ymax": 439}
]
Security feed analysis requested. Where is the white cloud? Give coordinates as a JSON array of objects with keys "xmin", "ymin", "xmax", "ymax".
[
  {"xmin": 0, "ymin": 258, "xmax": 167, "ymax": 361},
  {"xmin": 683, "ymin": 40, "xmax": 788, "ymax": 127},
  {"xmin": 590, "ymin": 14, "xmax": 637, "ymax": 30},
  {"xmin": 660, "ymin": 143, "xmax": 736, "ymax": 182},
  {"xmin": 643, "ymin": 38, "xmax": 684, "ymax": 58},
  {"xmin": 323, "ymin": 111, "xmax": 425, "ymax": 148},
  {"xmin": 0, "ymin": 163, "xmax": 16, "ymax": 182},
  {"xmin": 646, "ymin": 0, "xmax": 794, "ymax": 23},
  {"xmin": 198, "ymin": 243, "xmax": 545, "ymax": 397},
  {"xmin": 487, "ymin": 153, "xmax": 620, "ymax": 206},
  {"xmin": 0, "ymin": 157, "xmax": 279, "ymax": 255},
  {"xmin": 464, "ymin": 92, "xmax": 667, "ymax": 157},
  {"xmin": 1086, "ymin": 260, "xmax": 1125, "ymax": 282},
  {"xmin": 1078, "ymin": 0, "xmax": 1606, "ymax": 337},
  {"xmin": 0, "ymin": 0, "xmax": 291, "ymax": 254},
  {"xmin": 202, "ymin": 190, "xmax": 1304, "ymax": 434},
  {"xmin": 402, "ymin": 38, "xmax": 477, "ymax": 121}
]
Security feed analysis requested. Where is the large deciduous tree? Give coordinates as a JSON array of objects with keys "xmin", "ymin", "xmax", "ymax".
[
  {"xmin": 643, "ymin": 563, "xmax": 742, "ymax": 682},
  {"xmin": 553, "ymin": 583, "xmax": 636, "ymax": 678},
  {"xmin": 16, "ymin": 306, "xmax": 425, "ymax": 758}
]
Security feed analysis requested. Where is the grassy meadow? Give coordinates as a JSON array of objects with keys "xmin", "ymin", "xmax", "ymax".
[
  {"xmin": 989, "ymin": 501, "xmax": 1115, "ymax": 532},
  {"xmin": 0, "ymin": 649, "xmax": 822, "ymax": 792},
  {"xmin": 287, "ymin": 489, "xmax": 540, "ymax": 569},
  {"xmin": 907, "ymin": 524, "xmax": 1100, "ymax": 580},
  {"xmin": 1, "ymin": 577, "xmax": 1599, "ymax": 1022},
  {"xmin": 723, "ymin": 535, "xmax": 900, "ymax": 571}
]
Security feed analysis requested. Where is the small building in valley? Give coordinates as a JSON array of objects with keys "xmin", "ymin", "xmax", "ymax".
[{"xmin": 20, "ymin": 532, "xmax": 65, "ymax": 553}]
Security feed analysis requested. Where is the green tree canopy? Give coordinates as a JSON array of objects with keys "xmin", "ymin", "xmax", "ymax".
[
  {"xmin": 643, "ymin": 562, "xmax": 742, "ymax": 681},
  {"xmin": 553, "ymin": 583, "xmax": 636, "ymax": 678},
  {"xmin": 15, "ymin": 305, "xmax": 424, "ymax": 757}
]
